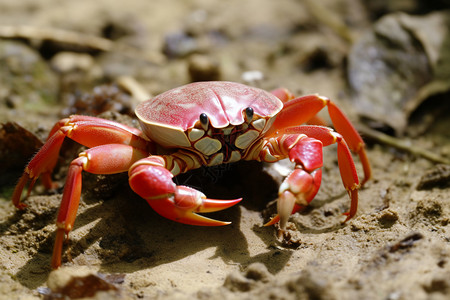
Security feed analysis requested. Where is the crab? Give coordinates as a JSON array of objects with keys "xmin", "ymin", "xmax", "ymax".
[{"xmin": 12, "ymin": 81, "xmax": 371, "ymax": 269}]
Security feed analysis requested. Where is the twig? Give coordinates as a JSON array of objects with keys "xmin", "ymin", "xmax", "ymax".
[
  {"xmin": 358, "ymin": 124, "xmax": 450, "ymax": 165},
  {"xmin": 0, "ymin": 25, "xmax": 113, "ymax": 51},
  {"xmin": 303, "ymin": 0, "xmax": 355, "ymax": 43},
  {"xmin": 116, "ymin": 76, "xmax": 151, "ymax": 103},
  {"xmin": 0, "ymin": 25, "xmax": 164, "ymax": 64}
]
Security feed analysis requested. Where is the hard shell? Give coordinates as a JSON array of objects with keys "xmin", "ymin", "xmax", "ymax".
[{"xmin": 135, "ymin": 81, "xmax": 283, "ymax": 148}]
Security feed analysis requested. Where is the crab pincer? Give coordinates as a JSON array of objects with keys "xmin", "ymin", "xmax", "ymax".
[{"xmin": 129, "ymin": 158, "xmax": 242, "ymax": 226}]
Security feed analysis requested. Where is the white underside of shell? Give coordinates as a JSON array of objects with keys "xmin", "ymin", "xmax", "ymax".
[
  {"xmin": 139, "ymin": 114, "xmax": 277, "ymax": 168},
  {"xmin": 139, "ymin": 120, "xmax": 191, "ymax": 148},
  {"xmin": 194, "ymin": 137, "xmax": 222, "ymax": 156},
  {"xmin": 188, "ymin": 128, "xmax": 205, "ymax": 142},
  {"xmin": 235, "ymin": 130, "xmax": 259, "ymax": 149},
  {"xmin": 208, "ymin": 153, "xmax": 224, "ymax": 166}
]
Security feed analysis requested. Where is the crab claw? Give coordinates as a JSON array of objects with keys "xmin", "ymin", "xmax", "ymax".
[
  {"xmin": 264, "ymin": 191, "xmax": 301, "ymax": 229},
  {"xmin": 149, "ymin": 186, "xmax": 242, "ymax": 226},
  {"xmin": 129, "ymin": 163, "xmax": 241, "ymax": 226},
  {"xmin": 264, "ymin": 168, "xmax": 322, "ymax": 230}
]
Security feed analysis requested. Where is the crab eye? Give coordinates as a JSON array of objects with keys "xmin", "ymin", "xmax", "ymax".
[
  {"xmin": 199, "ymin": 113, "xmax": 209, "ymax": 129},
  {"xmin": 245, "ymin": 107, "xmax": 254, "ymax": 122}
]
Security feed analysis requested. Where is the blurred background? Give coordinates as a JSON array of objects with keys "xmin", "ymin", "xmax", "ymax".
[{"xmin": 0, "ymin": 0, "xmax": 449, "ymax": 299}]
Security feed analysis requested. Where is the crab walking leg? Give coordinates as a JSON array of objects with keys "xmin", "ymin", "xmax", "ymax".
[
  {"xmin": 263, "ymin": 126, "xmax": 360, "ymax": 228},
  {"xmin": 270, "ymin": 87, "xmax": 295, "ymax": 103},
  {"xmin": 327, "ymin": 102, "xmax": 371, "ymax": 186},
  {"xmin": 12, "ymin": 130, "xmax": 66, "ymax": 209},
  {"xmin": 47, "ymin": 115, "xmax": 146, "ymax": 138},
  {"xmin": 284, "ymin": 125, "xmax": 360, "ymax": 218},
  {"xmin": 51, "ymin": 144, "xmax": 148, "ymax": 268},
  {"xmin": 265, "ymin": 94, "xmax": 371, "ymax": 185},
  {"xmin": 12, "ymin": 115, "xmax": 150, "ymax": 209},
  {"xmin": 129, "ymin": 155, "xmax": 242, "ymax": 226},
  {"xmin": 270, "ymin": 88, "xmax": 327, "ymax": 126},
  {"xmin": 260, "ymin": 135, "xmax": 324, "ymax": 229}
]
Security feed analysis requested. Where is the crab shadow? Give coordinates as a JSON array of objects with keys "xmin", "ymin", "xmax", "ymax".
[
  {"xmin": 10, "ymin": 159, "xmax": 351, "ymax": 289},
  {"xmin": 93, "ymin": 161, "xmax": 296, "ymax": 274},
  {"xmin": 10, "ymin": 161, "xmax": 296, "ymax": 289}
]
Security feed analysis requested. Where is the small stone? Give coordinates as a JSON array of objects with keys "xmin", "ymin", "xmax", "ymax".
[
  {"xmin": 416, "ymin": 164, "xmax": 450, "ymax": 190},
  {"xmin": 377, "ymin": 209, "xmax": 399, "ymax": 228},
  {"xmin": 187, "ymin": 54, "xmax": 221, "ymax": 82}
]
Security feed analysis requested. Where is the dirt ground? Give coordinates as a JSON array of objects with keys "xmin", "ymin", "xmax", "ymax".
[{"xmin": 0, "ymin": 0, "xmax": 449, "ymax": 299}]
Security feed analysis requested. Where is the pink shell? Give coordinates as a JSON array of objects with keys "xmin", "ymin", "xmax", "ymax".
[{"xmin": 136, "ymin": 81, "xmax": 282, "ymax": 130}]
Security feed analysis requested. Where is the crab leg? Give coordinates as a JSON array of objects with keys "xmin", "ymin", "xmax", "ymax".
[
  {"xmin": 129, "ymin": 156, "xmax": 242, "ymax": 226},
  {"xmin": 12, "ymin": 130, "xmax": 66, "ymax": 209},
  {"xmin": 265, "ymin": 94, "xmax": 371, "ymax": 186},
  {"xmin": 260, "ymin": 125, "xmax": 359, "ymax": 229},
  {"xmin": 271, "ymin": 88, "xmax": 327, "ymax": 126},
  {"xmin": 51, "ymin": 144, "xmax": 148, "ymax": 268},
  {"xmin": 12, "ymin": 115, "xmax": 150, "ymax": 209}
]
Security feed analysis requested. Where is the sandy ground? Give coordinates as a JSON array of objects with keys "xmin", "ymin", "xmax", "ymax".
[{"xmin": 0, "ymin": 0, "xmax": 449, "ymax": 299}]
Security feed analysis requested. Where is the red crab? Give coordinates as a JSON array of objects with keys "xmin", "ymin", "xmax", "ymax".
[{"xmin": 12, "ymin": 81, "xmax": 371, "ymax": 269}]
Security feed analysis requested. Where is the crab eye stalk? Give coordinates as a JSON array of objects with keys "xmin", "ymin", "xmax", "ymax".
[
  {"xmin": 199, "ymin": 113, "xmax": 209, "ymax": 130},
  {"xmin": 245, "ymin": 107, "xmax": 254, "ymax": 123}
]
